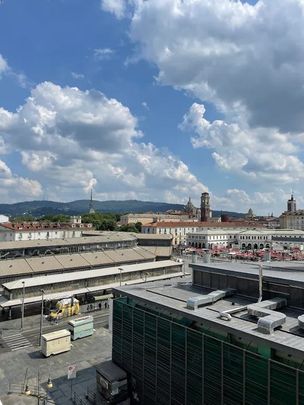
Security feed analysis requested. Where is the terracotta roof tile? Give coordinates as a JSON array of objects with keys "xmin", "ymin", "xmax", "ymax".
[{"xmin": 142, "ymin": 221, "xmax": 263, "ymax": 228}]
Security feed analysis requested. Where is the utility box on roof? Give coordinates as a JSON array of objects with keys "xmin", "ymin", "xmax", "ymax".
[
  {"xmin": 96, "ymin": 360, "xmax": 129, "ymax": 404},
  {"xmin": 68, "ymin": 315, "xmax": 94, "ymax": 340},
  {"xmin": 41, "ymin": 329, "xmax": 71, "ymax": 357}
]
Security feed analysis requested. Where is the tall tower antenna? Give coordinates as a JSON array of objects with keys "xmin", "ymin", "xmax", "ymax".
[{"xmin": 89, "ymin": 188, "xmax": 95, "ymax": 214}]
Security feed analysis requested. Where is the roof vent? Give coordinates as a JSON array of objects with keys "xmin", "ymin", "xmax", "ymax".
[
  {"xmin": 297, "ymin": 315, "xmax": 304, "ymax": 330},
  {"xmin": 247, "ymin": 298, "xmax": 287, "ymax": 334},
  {"xmin": 187, "ymin": 288, "xmax": 235, "ymax": 310}
]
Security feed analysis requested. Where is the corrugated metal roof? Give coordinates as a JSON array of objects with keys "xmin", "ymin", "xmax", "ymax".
[
  {"xmin": 141, "ymin": 246, "xmax": 172, "ymax": 257},
  {"xmin": 105, "ymin": 248, "xmax": 148, "ymax": 263},
  {"xmin": 0, "ymin": 258, "xmax": 33, "ymax": 275},
  {"xmin": 0, "ymin": 247, "xmax": 159, "ymax": 277},
  {"xmin": 26, "ymin": 256, "xmax": 63, "ymax": 272},
  {"xmin": 54, "ymin": 254, "xmax": 90, "ymax": 268},
  {"xmin": 0, "ymin": 270, "xmax": 186, "ymax": 307},
  {"xmin": 2, "ymin": 260, "xmax": 180, "ymax": 290},
  {"xmin": 80, "ymin": 251, "xmax": 114, "ymax": 266}
]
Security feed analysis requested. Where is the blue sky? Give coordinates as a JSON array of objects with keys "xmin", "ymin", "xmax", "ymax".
[{"xmin": 0, "ymin": 0, "xmax": 304, "ymax": 214}]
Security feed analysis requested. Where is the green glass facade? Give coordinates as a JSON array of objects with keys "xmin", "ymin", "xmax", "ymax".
[{"xmin": 112, "ymin": 297, "xmax": 304, "ymax": 405}]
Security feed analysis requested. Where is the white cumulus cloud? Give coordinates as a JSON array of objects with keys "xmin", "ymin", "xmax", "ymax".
[
  {"xmin": 0, "ymin": 159, "xmax": 42, "ymax": 201},
  {"xmin": 0, "ymin": 82, "xmax": 207, "ymax": 203},
  {"xmin": 212, "ymin": 188, "xmax": 277, "ymax": 213},
  {"xmin": 94, "ymin": 48, "xmax": 115, "ymax": 60},
  {"xmin": 0, "ymin": 54, "xmax": 8, "ymax": 77},
  {"xmin": 180, "ymin": 103, "xmax": 304, "ymax": 184},
  {"xmin": 123, "ymin": 0, "xmax": 304, "ymax": 133},
  {"xmin": 101, "ymin": 0, "xmax": 128, "ymax": 19}
]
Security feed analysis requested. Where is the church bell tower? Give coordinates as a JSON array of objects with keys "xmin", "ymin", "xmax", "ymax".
[{"xmin": 201, "ymin": 192, "xmax": 211, "ymax": 222}]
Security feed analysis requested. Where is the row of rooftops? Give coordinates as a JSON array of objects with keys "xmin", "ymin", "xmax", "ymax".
[
  {"xmin": 188, "ymin": 228, "xmax": 304, "ymax": 236},
  {"xmin": 0, "ymin": 246, "xmax": 161, "ymax": 278},
  {"xmin": 0, "ymin": 260, "xmax": 185, "ymax": 308},
  {"xmin": 0, "ymin": 232, "xmax": 172, "ymax": 252},
  {"xmin": 2, "ymin": 259, "xmax": 180, "ymax": 290},
  {"xmin": 142, "ymin": 220, "xmax": 264, "ymax": 228},
  {"xmin": 281, "ymin": 210, "xmax": 304, "ymax": 216},
  {"xmin": 0, "ymin": 221, "xmax": 92, "ymax": 231}
]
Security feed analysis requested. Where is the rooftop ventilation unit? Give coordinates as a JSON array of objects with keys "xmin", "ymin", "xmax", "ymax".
[
  {"xmin": 203, "ymin": 253, "xmax": 211, "ymax": 263},
  {"xmin": 247, "ymin": 298, "xmax": 287, "ymax": 334},
  {"xmin": 187, "ymin": 288, "xmax": 235, "ymax": 310},
  {"xmin": 297, "ymin": 315, "xmax": 304, "ymax": 330}
]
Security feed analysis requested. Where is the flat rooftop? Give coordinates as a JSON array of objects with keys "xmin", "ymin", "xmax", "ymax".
[
  {"xmin": 114, "ymin": 272, "xmax": 304, "ymax": 359},
  {"xmin": 191, "ymin": 260, "xmax": 304, "ymax": 287},
  {"xmin": 0, "ymin": 232, "xmax": 137, "ymax": 250}
]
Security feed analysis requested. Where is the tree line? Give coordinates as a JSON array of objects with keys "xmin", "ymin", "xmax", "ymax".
[{"xmin": 10, "ymin": 213, "xmax": 142, "ymax": 233}]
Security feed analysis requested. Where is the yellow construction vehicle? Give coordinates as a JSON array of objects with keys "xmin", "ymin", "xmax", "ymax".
[{"xmin": 48, "ymin": 297, "xmax": 80, "ymax": 321}]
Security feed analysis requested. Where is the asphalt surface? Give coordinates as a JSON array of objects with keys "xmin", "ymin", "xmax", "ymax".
[
  {"xmin": 0, "ymin": 309, "xmax": 112, "ymax": 404},
  {"xmin": 0, "ymin": 306, "xmax": 109, "ymax": 351}
]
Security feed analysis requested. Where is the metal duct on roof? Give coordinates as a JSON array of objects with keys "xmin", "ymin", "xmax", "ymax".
[
  {"xmin": 186, "ymin": 288, "xmax": 235, "ymax": 310},
  {"xmin": 247, "ymin": 298, "xmax": 287, "ymax": 334}
]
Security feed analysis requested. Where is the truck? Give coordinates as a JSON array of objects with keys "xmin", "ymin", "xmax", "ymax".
[
  {"xmin": 48, "ymin": 297, "xmax": 80, "ymax": 321},
  {"xmin": 41, "ymin": 329, "xmax": 71, "ymax": 357},
  {"xmin": 68, "ymin": 315, "xmax": 94, "ymax": 340}
]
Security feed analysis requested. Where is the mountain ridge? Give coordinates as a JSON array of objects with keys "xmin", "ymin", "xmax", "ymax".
[{"xmin": 0, "ymin": 199, "xmax": 245, "ymax": 218}]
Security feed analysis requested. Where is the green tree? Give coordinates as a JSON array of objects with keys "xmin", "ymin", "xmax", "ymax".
[
  {"xmin": 12, "ymin": 215, "xmax": 35, "ymax": 222},
  {"xmin": 134, "ymin": 222, "xmax": 142, "ymax": 232},
  {"xmin": 119, "ymin": 222, "xmax": 142, "ymax": 233},
  {"xmin": 81, "ymin": 212, "xmax": 118, "ymax": 231},
  {"xmin": 40, "ymin": 214, "xmax": 70, "ymax": 222}
]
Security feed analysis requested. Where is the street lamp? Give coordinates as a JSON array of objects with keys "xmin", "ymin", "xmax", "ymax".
[
  {"xmin": 21, "ymin": 281, "xmax": 25, "ymax": 330},
  {"xmin": 21, "ymin": 366, "xmax": 54, "ymax": 404},
  {"xmin": 39, "ymin": 289, "xmax": 45, "ymax": 347},
  {"xmin": 47, "ymin": 377, "xmax": 53, "ymax": 389},
  {"xmin": 118, "ymin": 268, "xmax": 123, "ymax": 286}
]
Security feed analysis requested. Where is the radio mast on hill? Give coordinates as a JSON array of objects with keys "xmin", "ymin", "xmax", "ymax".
[{"xmin": 88, "ymin": 188, "xmax": 95, "ymax": 214}]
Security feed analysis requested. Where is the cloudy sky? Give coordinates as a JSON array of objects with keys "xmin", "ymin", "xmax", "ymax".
[{"xmin": 0, "ymin": 0, "xmax": 303, "ymax": 214}]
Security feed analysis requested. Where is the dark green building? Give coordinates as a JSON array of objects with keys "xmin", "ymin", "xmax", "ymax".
[{"xmin": 112, "ymin": 261, "xmax": 304, "ymax": 404}]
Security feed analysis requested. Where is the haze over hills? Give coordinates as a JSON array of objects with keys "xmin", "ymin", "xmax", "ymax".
[{"xmin": 0, "ymin": 200, "xmax": 245, "ymax": 218}]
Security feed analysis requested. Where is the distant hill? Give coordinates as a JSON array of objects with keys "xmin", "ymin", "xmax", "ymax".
[{"xmin": 0, "ymin": 199, "xmax": 245, "ymax": 219}]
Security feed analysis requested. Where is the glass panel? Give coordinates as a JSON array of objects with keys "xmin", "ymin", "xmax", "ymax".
[
  {"xmin": 171, "ymin": 323, "xmax": 186, "ymax": 405},
  {"xmin": 270, "ymin": 362, "xmax": 296, "ymax": 405},
  {"xmin": 245, "ymin": 352, "xmax": 268, "ymax": 405},
  {"xmin": 204, "ymin": 335, "xmax": 222, "ymax": 405}
]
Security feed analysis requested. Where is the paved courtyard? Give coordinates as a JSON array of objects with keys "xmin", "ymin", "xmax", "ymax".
[{"xmin": 0, "ymin": 312, "xmax": 112, "ymax": 404}]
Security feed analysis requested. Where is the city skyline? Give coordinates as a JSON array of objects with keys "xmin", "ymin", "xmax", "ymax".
[{"xmin": 0, "ymin": 0, "xmax": 304, "ymax": 215}]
